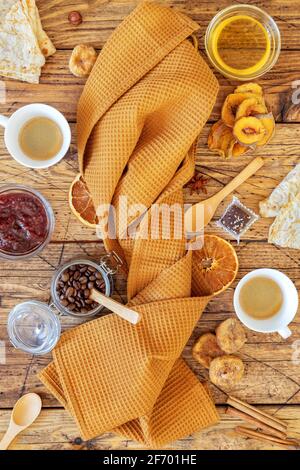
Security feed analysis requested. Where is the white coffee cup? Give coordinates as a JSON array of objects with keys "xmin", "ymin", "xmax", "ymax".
[
  {"xmin": 0, "ymin": 104, "xmax": 71, "ymax": 169},
  {"xmin": 234, "ymin": 268, "xmax": 299, "ymax": 339}
]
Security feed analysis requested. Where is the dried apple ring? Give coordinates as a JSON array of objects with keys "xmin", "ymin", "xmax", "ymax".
[
  {"xmin": 255, "ymin": 113, "xmax": 275, "ymax": 146},
  {"xmin": 230, "ymin": 141, "xmax": 250, "ymax": 158},
  {"xmin": 192, "ymin": 333, "xmax": 224, "ymax": 369},
  {"xmin": 221, "ymin": 93, "xmax": 248, "ymax": 127},
  {"xmin": 236, "ymin": 98, "xmax": 267, "ymax": 120},
  {"xmin": 207, "ymin": 120, "xmax": 227, "ymax": 148},
  {"xmin": 216, "ymin": 318, "xmax": 246, "ymax": 354},
  {"xmin": 234, "ymin": 83, "xmax": 263, "ymax": 96},
  {"xmin": 69, "ymin": 44, "xmax": 97, "ymax": 77},
  {"xmin": 209, "ymin": 355, "xmax": 244, "ymax": 388},
  {"xmin": 233, "ymin": 116, "xmax": 266, "ymax": 145},
  {"xmin": 208, "ymin": 120, "xmax": 234, "ymax": 158}
]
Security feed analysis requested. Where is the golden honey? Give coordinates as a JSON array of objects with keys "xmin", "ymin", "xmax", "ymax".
[
  {"xmin": 211, "ymin": 15, "xmax": 270, "ymax": 77},
  {"xmin": 205, "ymin": 5, "xmax": 281, "ymax": 81}
]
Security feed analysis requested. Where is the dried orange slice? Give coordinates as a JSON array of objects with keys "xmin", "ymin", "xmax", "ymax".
[
  {"xmin": 69, "ymin": 174, "xmax": 98, "ymax": 228},
  {"xmin": 192, "ymin": 235, "xmax": 238, "ymax": 296}
]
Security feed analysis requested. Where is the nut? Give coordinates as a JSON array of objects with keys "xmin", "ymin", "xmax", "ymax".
[{"xmin": 68, "ymin": 11, "xmax": 82, "ymax": 26}]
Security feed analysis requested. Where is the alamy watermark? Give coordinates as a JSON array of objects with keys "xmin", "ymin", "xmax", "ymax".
[
  {"xmin": 291, "ymin": 339, "xmax": 300, "ymax": 365},
  {"xmin": 291, "ymin": 80, "xmax": 300, "ymax": 105},
  {"xmin": 0, "ymin": 81, "xmax": 6, "ymax": 104},
  {"xmin": 93, "ymin": 196, "xmax": 205, "ymax": 250},
  {"xmin": 0, "ymin": 340, "xmax": 6, "ymax": 365}
]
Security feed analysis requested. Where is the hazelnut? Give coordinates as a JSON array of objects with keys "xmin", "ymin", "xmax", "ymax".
[{"xmin": 68, "ymin": 11, "xmax": 82, "ymax": 26}]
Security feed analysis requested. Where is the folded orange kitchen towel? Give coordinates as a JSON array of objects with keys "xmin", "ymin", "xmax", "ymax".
[{"xmin": 39, "ymin": 2, "xmax": 220, "ymax": 447}]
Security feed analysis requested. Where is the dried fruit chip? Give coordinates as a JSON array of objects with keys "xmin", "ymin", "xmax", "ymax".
[
  {"xmin": 192, "ymin": 333, "xmax": 224, "ymax": 368},
  {"xmin": 255, "ymin": 113, "xmax": 275, "ymax": 147},
  {"xmin": 235, "ymin": 97, "xmax": 267, "ymax": 120},
  {"xmin": 209, "ymin": 355, "xmax": 244, "ymax": 388},
  {"xmin": 216, "ymin": 318, "xmax": 246, "ymax": 354},
  {"xmin": 234, "ymin": 83, "xmax": 263, "ymax": 96},
  {"xmin": 230, "ymin": 141, "xmax": 250, "ymax": 158},
  {"xmin": 69, "ymin": 174, "xmax": 98, "ymax": 228},
  {"xmin": 208, "ymin": 120, "xmax": 237, "ymax": 158},
  {"xmin": 233, "ymin": 116, "xmax": 266, "ymax": 145},
  {"xmin": 192, "ymin": 235, "xmax": 238, "ymax": 296},
  {"xmin": 221, "ymin": 93, "xmax": 248, "ymax": 127}
]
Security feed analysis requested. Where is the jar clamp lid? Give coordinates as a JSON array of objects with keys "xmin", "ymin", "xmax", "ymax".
[{"xmin": 7, "ymin": 300, "xmax": 61, "ymax": 355}]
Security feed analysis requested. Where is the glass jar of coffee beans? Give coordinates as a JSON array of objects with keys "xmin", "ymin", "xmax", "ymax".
[{"xmin": 50, "ymin": 253, "xmax": 122, "ymax": 318}]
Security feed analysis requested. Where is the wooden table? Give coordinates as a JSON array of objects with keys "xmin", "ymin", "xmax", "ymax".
[{"xmin": 0, "ymin": 0, "xmax": 300, "ymax": 451}]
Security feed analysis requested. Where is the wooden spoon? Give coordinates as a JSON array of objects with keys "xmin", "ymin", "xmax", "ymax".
[
  {"xmin": 184, "ymin": 156, "xmax": 264, "ymax": 233},
  {"xmin": 0, "ymin": 393, "xmax": 42, "ymax": 450},
  {"xmin": 90, "ymin": 289, "xmax": 140, "ymax": 325}
]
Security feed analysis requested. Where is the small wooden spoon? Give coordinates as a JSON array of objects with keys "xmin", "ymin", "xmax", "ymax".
[
  {"xmin": 0, "ymin": 393, "xmax": 42, "ymax": 450},
  {"xmin": 184, "ymin": 156, "xmax": 264, "ymax": 233},
  {"xmin": 90, "ymin": 289, "xmax": 140, "ymax": 325}
]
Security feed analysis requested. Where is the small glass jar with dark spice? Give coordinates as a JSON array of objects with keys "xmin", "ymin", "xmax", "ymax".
[{"xmin": 217, "ymin": 196, "xmax": 259, "ymax": 242}]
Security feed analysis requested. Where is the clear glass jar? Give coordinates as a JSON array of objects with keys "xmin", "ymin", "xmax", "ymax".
[
  {"xmin": 50, "ymin": 255, "xmax": 119, "ymax": 318},
  {"xmin": 205, "ymin": 4, "xmax": 281, "ymax": 80},
  {"xmin": 0, "ymin": 184, "xmax": 55, "ymax": 260}
]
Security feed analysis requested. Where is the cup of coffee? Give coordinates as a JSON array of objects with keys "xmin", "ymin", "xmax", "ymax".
[
  {"xmin": 234, "ymin": 268, "xmax": 298, "ymax": 339},
  {"xmin": 0, "ymin": 104, "xmax": 71, "ymax": 169}
]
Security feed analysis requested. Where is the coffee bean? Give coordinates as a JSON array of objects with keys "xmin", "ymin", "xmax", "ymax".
[
  {"xmin": 57, "ymin": 263, "xmax": 108, "ymax": 314},
  {"xmin": 66, "ymin": 287, "xmax": 74, "ymax": 297},
  {"xmin": 96, "ymin": 280, "xmax": 105, "ymax": 289}
]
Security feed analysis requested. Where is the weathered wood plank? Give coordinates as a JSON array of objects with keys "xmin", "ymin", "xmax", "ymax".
[
  {"xmin": 35, "ymin": 0, "xmax": 300, "ymax": 51},
  {"xmin": 0, "ymin": 406, "xmax": 300, "ymax": 450},
  {"xmin": 0, "ymin": 124, "xmax": 299, "ymax": 242},
  {"xmin": 1, "ymin": 50, "xmax": 300, "ymax": 122},
  {"xmin": 0, "ymin": 239, "xmax": 299, "ymax": 408}
]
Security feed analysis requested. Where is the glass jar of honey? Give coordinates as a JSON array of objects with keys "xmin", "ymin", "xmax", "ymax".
[{"xmin": 205, "ymin": 4, "xmax": 281, "ymax": 80}]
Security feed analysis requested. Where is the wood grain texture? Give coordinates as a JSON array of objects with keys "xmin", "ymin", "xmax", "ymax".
[
  {"xmin": 1, "ymin": 406, "xmax": 300, "ymax": 450},
  {"xmin": 0, "ymin": 0, "xmax": 300, "ymax": 451}
]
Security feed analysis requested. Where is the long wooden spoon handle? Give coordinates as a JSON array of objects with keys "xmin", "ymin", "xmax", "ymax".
[
  {"xmin": 90, "ymin": 289, "xmax": 140, "ymax": 325},
  {"xmin": 0, "ymin": 428, "xmax": 17, "ymax": 450},
  {"xmin": 216, "ymin": 156, "xmax": 264, "ymax": 202}
]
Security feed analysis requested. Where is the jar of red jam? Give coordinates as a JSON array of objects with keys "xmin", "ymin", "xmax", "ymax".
[{"xmin": 0, "ymin": 184, "xmax": 55, "ymax": 260}]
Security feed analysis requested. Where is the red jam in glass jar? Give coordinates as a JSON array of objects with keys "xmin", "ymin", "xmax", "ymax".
[{"xmin": 0, "ymin": 192, "xmax": 49, "ymax": 255}]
